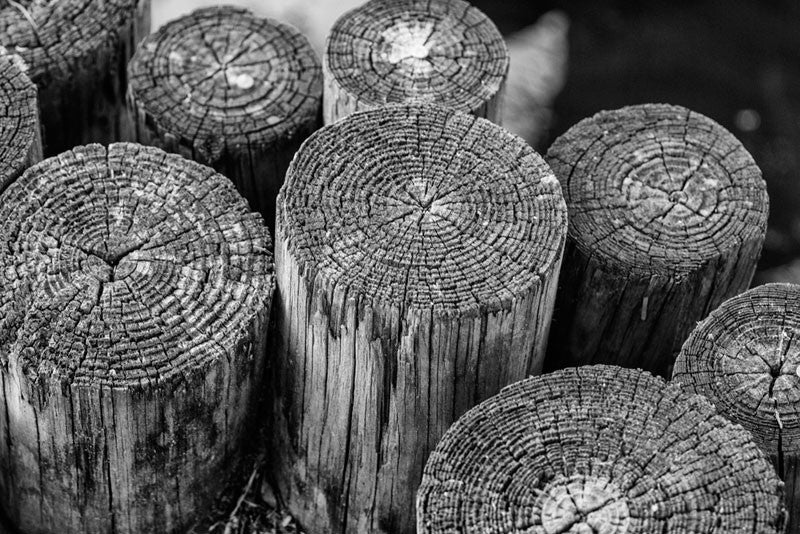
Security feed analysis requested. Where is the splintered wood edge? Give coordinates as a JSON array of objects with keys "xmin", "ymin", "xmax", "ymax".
[
  {"xmin": 276, "ymin": 103, "xmax": 567, "ymax": 316},
  {"xmin": 0, "ymin": 54, "xmax": 40, "ymax": 192},
  {"xmin": 128, "ymin": 5, "xmax": 321, "ymax": 161},
  {"xmin": 417, "ymin": 365, "xmax": 786, "ymax": 533},
  {"xmin": 324, "ymin": 0, "xmax": 508, "ymax": 116},
  {"xmin": 674, "ymin": 283, "xmax": 800, "ymax": 460},
  {"xmin": 546, "ymin": 103, "xmax": 768, "ymax": 278},
  {"xmin": 0, "ymin": 142, "xmax": 274, "ymax": 393}
]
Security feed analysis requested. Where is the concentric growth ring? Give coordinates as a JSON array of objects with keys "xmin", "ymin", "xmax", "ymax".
[
  {"xmin": 324, "ymin": 0, "xmax": 508, "ymax": 123},
  {"xmin": 0, "ymin": 54, "xmax": 40, "ymax": 191},
  {"xmin": 417, "ymin": 365, "xmax": 786, "ymax": 534}
]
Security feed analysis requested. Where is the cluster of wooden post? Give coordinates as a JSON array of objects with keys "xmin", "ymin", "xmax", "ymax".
[{"xmin": 0, "ymin": 0, "xmax": 794, "ymax": 533}]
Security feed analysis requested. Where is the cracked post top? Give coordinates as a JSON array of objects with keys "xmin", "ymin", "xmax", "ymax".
[
  {"xmin": 324, "ymin": 0, "xmax": 508, "ymax": 122},
  {"xmin": 673, "ymin": 283, "xmax": 800, "ymax": 459},
  {"xmin": 128, "ymin": 5, "xmax": 322, "ymax": 162},
  {"xmin": 0, "ymin": 53, "xmax": 39, "ymax": 191},
  {"xmin": 417, "ymin": 365, "xmax": 787, "ymax": 534},
  {"xmin": 276, "ymin": 103, "xmax": 567, "ymax": 316},
  {"xmin": 546, "ymin": 103, "xmax": 768, "ymax": 278},
  {"xmin": 0, "ymin": 143, "xmax": 274, "ymax": 393},
  {"xmin": 0, "ymin": 0, "xmax": 145, "ymax": 85}
]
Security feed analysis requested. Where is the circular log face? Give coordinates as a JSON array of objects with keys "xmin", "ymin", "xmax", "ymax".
[
  {"xmin": 0, "ymin": 143, "xmax": 273, "ymax": 390},
  {"xmin": 417, "ymin": 365, "xmax": 786, "ymax": 534},
  {"xmin": 128, "ymin": 6, "xmax": 322, "ymax": 157},
  {"xmin": 325, "ymin": 0, "xmax": 508, "ymax": 114},
  {"xmin": 278, "ymin": 103, "xmax": 567, "ymax": 315},
  {"xmin": 547, "ymin": 103, "xmax": 768, "ymax": 277},
  {"xmin": 674, "ymin": 283, "xmax": 800, "ymax": 457},
  {"xmin": 0, "ymin": 0, "xmax": 142, "ymax": 84},
  {"xmin": 0, "ymin": 54, "xmax": 39, "ymax": 191}
]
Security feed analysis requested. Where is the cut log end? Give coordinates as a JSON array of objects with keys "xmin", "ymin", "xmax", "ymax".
[
  {"xmin": 0, "ymin": 53, "xmax": 41, "ymax": 192},
  {"xmin": 417, "ymin": 365, "xmax": 786, "ymax": 534},
  {"xmin": 546, "ymin": 103, "xmax": 768, "ymax": 277},
  {"xmin": 0, "ymin": 142, "xmax": 274, "ymax": 391},
  {"xmin": 129, "ymin": 6, "xmax": 321, "ymax": 159},
  {"xmin": 278, "ymin": 103, "xmax": 567, "ymax": 316},
  {"xmin": 323, "ymin": 0, "xmax": 508, "ymax": 124}
]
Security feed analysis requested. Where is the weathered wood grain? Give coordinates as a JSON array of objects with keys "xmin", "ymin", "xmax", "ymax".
[
  {"xmin": 545, "ymin": 103, "xmax": 769, "ymax": 377},
  {"xmin": 0, "ymin": 54, "xmax": 41, "ymax": 193},
  {"xmin": 0, "ymin": 143, "xmax": 274, "ymax": 534},
  {"xmin": 673, "ymin": 283, "xmax": 800, "ymax": 534},
  {"xmin": 270, "ymin": 103, "xmax": 567, "ymax": 533},
  {"xmin": 0, "ymin": 0, "xmax": 150, "ymax": 156},
  {"xmin": 128, "ymin": 6, "xmax": 322, "ymax": 229},
  {"xmin": 323, "ymin": 0, "xmax": 508, "ymax": 125},
  {"xmin": 417, "ymin": 365, "xmax": 787, "ymax": 533}
]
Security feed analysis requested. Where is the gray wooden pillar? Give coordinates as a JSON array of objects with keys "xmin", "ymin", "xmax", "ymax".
[{"xmin": 0, "ymin": 54, "xmax": 41, "ymax": 193}]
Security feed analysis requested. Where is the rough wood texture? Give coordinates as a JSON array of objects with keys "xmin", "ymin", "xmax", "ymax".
[
  {"xmin": 270, "ymin": 103, "xmax": 567, "ymax": 534},
  {"xmin": 323, "ymin": 0, "xmax": 508, "ymax": 125},
  {"xmin": 673, "ymin": 283, "xmax": 800, "ymax": 534},
  {"xmin": 0, "ymin": 0, "xmax": 150, "ymax": 157},
  {"xmin": 545, "ymin": 103, "xmax": 769, "ymax": 377},
  {"xmin": 128, "ymin": 6, "xmax": 322, "ymax": 229},
  {"xmin": 0, "ymin": 54, "xmax": 41, "ymax": 193},
  {"xmin": 417, "ymin": 365, "xmax": 787, "ymax": 534},
  {"xmin": 0, "ymin": 143, "xmax": 274, "ymax": 534}
]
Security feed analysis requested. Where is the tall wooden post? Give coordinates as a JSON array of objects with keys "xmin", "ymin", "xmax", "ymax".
[
  {"xmin": 128, "ymin": 6, "xmax": 322, "ymax": 230},
  {"xmin": 545, "ymin": 103, "xmax": 769, "ymax": 377},
  {"xmin": 270, "ymin": 103, "xmax": 567, "ymax": 533},
  {"xmin": 323, "ymin": 0, "xmax": 508, "ymax": 125},
  {"xmin": 0, "ymin": 0, "xmax": 150, "ymax": 156},
  {"xmin": 0, "ymin": 143, "xmax": 274, "ymax": 534},
  {"xmin": 0, "ymin": 54, "xmax": 41, "ymax": 193},
  {"xmin": 417, "ymin": 365, "xmax": 787, "ymax": 534},
  {"xmin": 673, "ymin": 283, "xmax": 800, "ymax": 534}
]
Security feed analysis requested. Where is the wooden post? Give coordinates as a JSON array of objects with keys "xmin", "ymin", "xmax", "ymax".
[
  {"xmin": 128, "ymin": 6, "xmax": 322, "ymax": 230},
  {"xmin": 0, "ymin": 0, "xmax": 150, "ymax": 157},
  {"xmin": 0, "ymin": 54, "xmax": 41, "ymax": 193},
  {"xmin": 323, "ymin": 0, "xmax": 508, "ymax": 125},
  {"xmin": 673, "ymin": 283, "xmax": 800, "ymax": 534},
  {"xmin": 0, "ymin": 143, "xmax": 274, "ymax": 534},
  {"xmin": 417, "ymin": 365, "xmax": 787, "ymax": 533},
  {"xmin": 545, "ymin": 103, "xmax": 769, "ymax": 377},
  {"xmin": 270, "ymin": 103, "xmax": 567, "ymax": 533}
]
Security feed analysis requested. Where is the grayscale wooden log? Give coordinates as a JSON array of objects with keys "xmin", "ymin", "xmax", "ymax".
[
  {"xmin": 128, "ymin": 6, "xmax": 322, "ymax": 229},
  {"xmin": 673, "ymin": 283, "xmax": 800, "ymax": 534},
  {"xmin": 0, "ymin": 54, "xmax": 41, "ymax": 193},
  {"xmin": 0, "ymin": 143, "xmax": 274, "ymax": 534},
  {"xmin": 418, "ymin": 365, "xmax": 787, "ymax": 534},
  {"xmin": 0, "ymin": 0, "xmax": 150, "ymax": 156},
  {"xmin": 545, "ymin": 103, "xmax": 769, "ymax": 377},
  {"xmin": 270, "ymin": 103, "xmax": 567, "ymax": 533},
  {"xmin": 323, "ymin": 0, "xmax": 508, "ymax": 125}
]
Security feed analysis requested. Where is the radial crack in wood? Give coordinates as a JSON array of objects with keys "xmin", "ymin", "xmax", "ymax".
[
  {"xmin": 270, "ymin": 103, "xmax": 567, "ymax": 533},
  {"xmin": 323, "ymin": 0, "xmax": 508, "ymax": 125},
  {"xmin": 0, "ymin": 143, "xmax": 275, "ymax": 534},
  {"xmin": 0, "ymin": 53, "xmax": 41, "ymax": 193},
  {"xmin": 128, "ymin": 5, "xmax": 322, "ymax": 229},
  {"xmin": 545, "ymin": 103, "xmax": 768, "ymax": 377},
  {"xmin": 417, "ymin": 365, "xmax": 787, "ymax": 534}
]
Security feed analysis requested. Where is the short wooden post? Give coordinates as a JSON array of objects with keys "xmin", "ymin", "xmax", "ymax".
[
  {"xmin": 673, "ymin": 283, "xmax": 800, "ymax": 534},
  {"xmin": 0, "ymin": 0, "xmax": 150, "ymax": 156},
  {"xmin": 323, "ymin": 0, "xmax": 508, "ymax": 125},
  {"xmin": 128, "ymin": 6, "xmax": 322, "ymax": 229},
  {"xmin": 0, "ymin": 143, "xmax": 274, "ymax": 534},
  {"xmin": 545, "ymin": 103, "xmax": 769, "ymax": 377},
  {"xmin": 270, "ymin": 103, "xmax": 567, "ymax": 533},
  {"xmin": 0, "ymin": 54, "xmax": 41, "ymax": 192},
  {"xmin": 417, "ymin": 365, "xmax": 787, "ymax": 533}
]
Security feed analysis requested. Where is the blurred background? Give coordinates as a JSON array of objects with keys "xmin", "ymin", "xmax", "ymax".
[{"xmin": 156, "ymin": 0, "xmax": 800, "ymax": 283}]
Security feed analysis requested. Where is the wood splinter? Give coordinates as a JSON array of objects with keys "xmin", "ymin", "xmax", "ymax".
[
  {"xmin": 270, "ymin": 103, "xmax": 567, "ymax": 533},
  {"xmin": 0, "ymin": 53, "xmax": 41, "ymax": 193},
  {"xmin": 545, "ymin": 103, "xmax": 769, "ymax": 377},
  {"xmin": 417, "ymin": 365, "xmax": 787, "ymax": 534},
  {"xmin": 0, "ymin": 143, "xmax": 275, "ymax": 534}
]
